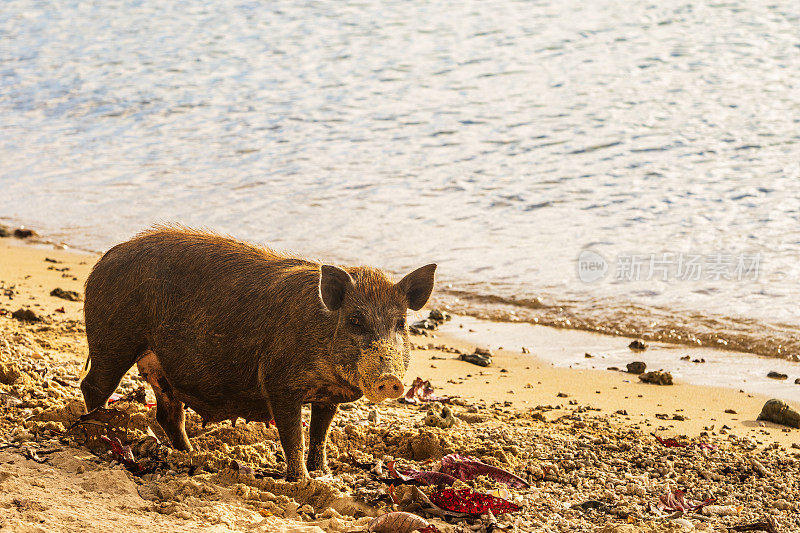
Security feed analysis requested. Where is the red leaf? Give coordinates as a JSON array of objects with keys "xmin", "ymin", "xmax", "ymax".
[
  {"xmin": 658, "ymin": 489, "xmax": 715, "ymax": 512},
  {"xmin": 100, "ymin": 435, "xmax": 142, "ymax": 473},
  {"xmin": 387, "ymin": 461, "xmax": 458, "ymax": 486},
  {"xmin": 654, "ymin": 435, "xmax": 689, "ymax": 448},
  {"xmin": 429, "ymin": 488, "xmax": 520, "ymax": 515}
]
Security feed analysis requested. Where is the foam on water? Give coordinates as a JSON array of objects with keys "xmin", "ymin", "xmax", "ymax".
[{"xmin": 2, "ymin": 0, "xmax": 800, "ymax": 360}]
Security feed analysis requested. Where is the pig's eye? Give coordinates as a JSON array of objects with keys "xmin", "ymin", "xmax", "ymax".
[
  {"xmin": 348, "ymin": 315, "xmax": 363, "ymax": 329},
  {"xmin": 396, "ymin": 318, "xmax": 406, "ymax": 329}
]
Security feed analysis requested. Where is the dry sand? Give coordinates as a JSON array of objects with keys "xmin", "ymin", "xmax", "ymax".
[{"xmin": 1, "ymin": 235, "xmax": 799, "ymax": 532}]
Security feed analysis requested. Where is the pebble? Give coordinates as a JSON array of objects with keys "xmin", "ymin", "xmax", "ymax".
[
  {"xmin": 626, "ymin": 362, "xmax": 646, "ymax": 374},
  {"xmin": 11, "ymin": 308, "xmax": 41, "ymax": 322},
  {"xmin": 367, "ymin": 409, "xmax": 379, "ymax": 424},
  {"xmin": 13, "ymin": 228, "xmax": 37, "ymax": 239},
  {"xmin": 639, "ymin": 370, "xmax": 673, "ymax": 385},
  {"xmin": 628, "ymin": 340, "xmax": 647, "ymax": 351}
]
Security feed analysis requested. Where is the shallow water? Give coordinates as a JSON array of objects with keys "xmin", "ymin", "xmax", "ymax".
[
  {"xmin": 2, "ymin": 0, "xmax": 800, "ymax": 359},
  {"xmin": 440, "ymin": 315, "xmax": 800, "ymax": 403}
]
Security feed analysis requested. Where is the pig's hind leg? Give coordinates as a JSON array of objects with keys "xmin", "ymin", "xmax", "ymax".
[{"xmin": 137, "ymin": 351, "xmax": 193, "ymax": 451}]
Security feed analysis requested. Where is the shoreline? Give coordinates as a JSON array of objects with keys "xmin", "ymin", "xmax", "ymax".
[
  {"xmin": 432, "ymin": 289, "xmax": 800, "ymax": 362},
  {"xmin": 2, "ymin": 235, "xmax": 800, "ymax": 532},
  {"xmin": 4, "ymin": 220, "xmax": 800, "ymax": 363}
]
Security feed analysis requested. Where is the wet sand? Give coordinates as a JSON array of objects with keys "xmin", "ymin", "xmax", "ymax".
[{"xmin": 1, "ymin": 236, "xmax": 799, "ymax": 532}]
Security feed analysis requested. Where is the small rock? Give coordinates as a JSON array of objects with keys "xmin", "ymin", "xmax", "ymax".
[
  {"xmin": 13, "ymin": 228, "xmax": 37, "ymax": 239},
  {"xmin": 521, "ymin": 346, "xmax": 530, "ymax": 354},
  {"xmin": 725, "ymin": 409, "xmax": 737, "ymax": 414},
  {"xmin": 639, "ymin": 371, "xmax": 673, "ymax": 385},
  {"xmin": 367, "ymin": 409, "xmax": 379, "ymax": 424},
  {"xmin": 0, "ymin": 226, "xmax": 8, "ymax": 237},
  {"xmin": 424, "ymin": 405, "xmax": 456, "ymax": 429},
  {"xmin": 297, "ymin": 504, "xmax": 314, "ymax": 515},
  {"xmin": 573, "ymin": 500, "xmax": 607, "ymax": 513},
  {"xmin": 50, "ymin": 288, "xmax": 83, "ymax": 302},
  {"xmin": 427, "ymin": 309, "xmax": 451, "ymax": 322},
  {"xmin": 557, "ymin": 392, "xmax": 569, "ymax": 398},
  {"xmin": 767, "ymin": 371, "xmax": 788, "ymax": 380},
  {"xmin": 757, "ymin": 399, "xmax": 800, "ymax": 429},
  {"xmin": 584, "ymin": 353, "xmax": 593, "ymax": 358},
  {"xmin": 795, "ymin": 378, "xmax": 800, "ymax": 385},
  {"xmin": 628, "ymin": 339, "xmax": 647, "ymax": 351},
  {"xmin": 774, "ymin": 498, "xmax": 792, "ymax": 511},
  {"xmin": 750, "ymin": 457, "xmax": 768, "ymax": 477},
  {"xmin": 460, "ymin": 351, "xmax": 491, "ymax": 367},
  {"xmin": 474, "ymin": 346, "xmax": 493, "ymax": 356},
  {"xmin": 11, "ymin": 308, "xmax": 41, "ymax": 322},
  {"xmin": 626, "ymin": 361, "xmax": 646, "ymax": 374},
  {"xmin": 411, "ymin": 319, "xmax": 437, "ymax": 331},
  {"xmin": 0, "ymin": 362, "xmax": 23, "ymax": 385}
]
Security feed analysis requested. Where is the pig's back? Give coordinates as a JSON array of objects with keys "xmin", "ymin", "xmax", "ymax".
[{"xmin": 84, "ymin": 227, "xmax": 328, "ymax": 410}]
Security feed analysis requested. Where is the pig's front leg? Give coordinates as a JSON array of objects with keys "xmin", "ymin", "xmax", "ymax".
[
  {"xmin": 272, "ymin": 398, "xmax": 308, "ymax": 481},
  {"xmin": 307, "ymin": 403, "xmax": 338, "ymax": 473}
]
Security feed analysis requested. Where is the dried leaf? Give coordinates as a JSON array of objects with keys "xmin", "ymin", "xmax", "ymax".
[
  {"xmin": 400, "ymin": 377, "xmax": 450, "ymax": 405},
  {"xmin": 657, "ymin": 489, "xmax": 714, "ymax": 512},
  {"xmin": 65, "ymin": 407, "xmax": 130, "ymax": 451},
  {"xmin": 654, "ymin": 435, "xmax": 689, "ymax": 448},
  {"xmin": 439, "ymin": 454, "xmax": 529, "ymax": 488},
  {"xmin": 387, "ymin": 461, "xmax": 458, "ymax": 486}
]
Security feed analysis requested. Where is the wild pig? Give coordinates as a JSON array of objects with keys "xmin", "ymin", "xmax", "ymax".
[{"xmin": 79, "ymin": 227, "xmax": 436, "ymax": 480}]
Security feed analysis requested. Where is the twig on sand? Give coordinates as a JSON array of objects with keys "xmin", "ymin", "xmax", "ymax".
[{"xmin": 730, "ymin": 516, "xmax": 781, "ymax": 533}]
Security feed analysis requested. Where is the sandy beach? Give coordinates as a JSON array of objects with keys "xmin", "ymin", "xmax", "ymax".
[{"xmin": 1, "ymin": 235, "xmax": 799, "ymax": 532}]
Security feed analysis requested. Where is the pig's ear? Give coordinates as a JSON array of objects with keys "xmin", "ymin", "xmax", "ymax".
[
  {"xmin": 319, "ymin": 265, "xmax": 353, "ymax": 311},
  {"xmin": 397, "ymin": 263, "xmax": 437, "ymax": 311}
]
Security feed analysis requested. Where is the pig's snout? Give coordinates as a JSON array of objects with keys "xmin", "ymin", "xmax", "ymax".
[{"xmin": 365, "ymin": 374, "xmax": 404, "ymax": 402}]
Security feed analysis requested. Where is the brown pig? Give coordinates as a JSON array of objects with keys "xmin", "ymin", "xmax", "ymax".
[{"xmin": 79, "ymin": 226, "xmax": 436, "ymax": 480}]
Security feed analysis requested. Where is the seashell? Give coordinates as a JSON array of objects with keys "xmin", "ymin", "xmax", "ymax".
[
  {"xmin": 368, "ymin": 511, "xmax": 435, "ymax": 533},
  {"xmin": 670, "ymin": 517, "xmax": 694, "ymax": 529}
]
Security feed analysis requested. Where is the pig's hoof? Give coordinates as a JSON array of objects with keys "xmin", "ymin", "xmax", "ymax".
[
  {"xmin": 306, "ymin": 462, "xmax": 330, "ymax": 475},
  {"xmin": 285, "ymin": 469, "xmax": 311, "ymax": 482}
]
